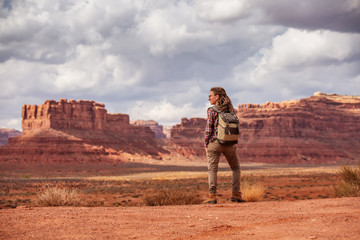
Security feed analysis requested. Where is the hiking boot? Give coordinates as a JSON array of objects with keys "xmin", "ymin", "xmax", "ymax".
[
  {"xmin": 203, "ymin": 193, "xmax": 217, "ymax": 204},
  {"xmin": 231, "ymin": 192, "xmax": 246, "ymax": 203}
]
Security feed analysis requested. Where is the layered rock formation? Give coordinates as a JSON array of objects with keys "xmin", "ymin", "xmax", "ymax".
[
  {"xmin": 162, "ymin": 126, "xmax": 172, "ymax": 139},
  {"xmin": 169, "ymin": 118, "xmax": 207, "ymax": 159},
  {"xmin": 169, "ymin": 93, "xmax": 360, "ymax": 164},
  {"xmin": 130, "ymin": 120, "xmax": 166, "ymax": 139},
  {"xmin": 236, "ymin": 92, "xmax": 360, "ymax": 164},
  {"xmin": 0, "ymin": 99, "xmax": 165, "ymax": 164},
  {"xmin": 0, "ymin": 128, "xmax": 21, "ymax": 146},
  {"xmin": 1, "ymin": 93, "xmax": 359, "ymax": 165}
]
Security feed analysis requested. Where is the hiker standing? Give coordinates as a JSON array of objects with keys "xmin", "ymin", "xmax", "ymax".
[{"xmin": 204, "ymin": 87, "xmax": 245, "ymax": 204}]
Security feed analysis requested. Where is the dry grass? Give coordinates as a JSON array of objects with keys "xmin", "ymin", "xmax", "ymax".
[
  {"xmin": 242, "ymin": 181, "xmax": 265, "ymax": 202},
  {"xmin": 37, "ymin": 187, "xmax": 81, "ymax": 206},
  {"xmin": 143, "ymin": 189, "xmax": 203, "ymax": 206},
  {"xmin": 86, "ymin": 165, "xmax": 339, "ymax": 181},
  {"xmin": 87, "ymin": 171, "xmax": 208, "ymax": 181},
  {"xmin": 0, "ymin": 164, "xmax": 344, "ymax": 209},
  {"xmin": 334, "ymin": 165, "xmax": 360, "ymax": 197}
]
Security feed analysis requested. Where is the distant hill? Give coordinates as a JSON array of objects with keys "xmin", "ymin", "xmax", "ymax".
[{"xmin": 0, "ymin": 128, "xmax": 21, "ymax": 146}]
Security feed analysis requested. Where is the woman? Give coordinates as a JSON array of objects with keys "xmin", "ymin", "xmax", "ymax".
[{"xmin": 204, "ymin": 87, "xmax": 245, "ymax": 204}]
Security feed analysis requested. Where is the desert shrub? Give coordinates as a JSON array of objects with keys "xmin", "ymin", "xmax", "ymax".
[
  {"xmin": 334, "ymin": 165, "xmax": 360, "ymax": 197},
  {"xmin": 143, "ymin": 189, "xmax": 203, "ymax": 206},
  {"xmin": 242, "ymin": 181, "xmax": 265, "ymax": 202},
  {"xmin": 37, "ymin": 187, "xmax": 80, "ymax": 206},
  {"xmin": 23, "ymin": 174, "xmax": 31, "ymax": 179}
]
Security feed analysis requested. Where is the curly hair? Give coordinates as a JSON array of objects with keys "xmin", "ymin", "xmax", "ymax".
[{"xmin": 210, "ymin": 87, "xmax": 234, "ymax": 112}]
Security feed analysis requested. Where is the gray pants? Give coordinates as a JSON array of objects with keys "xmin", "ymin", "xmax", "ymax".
[{"xmin": 206, "ymin": 140, "xmax": 240, "ymax": 194}]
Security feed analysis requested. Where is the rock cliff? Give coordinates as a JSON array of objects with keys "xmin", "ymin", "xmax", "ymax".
[
  {"xmin": 236, "ymin": 92, "xmax": 360, "ymax": 164},
  {"xmin": 169, "ymin": 118, "xmax": 207, "ymax": 159},
  {"xmin": 1, "ymin": 93, "xmax": 359, "ymax": 165},
  {"xmin": 0, "ymin": 99, "xmax": 165, "ymax": 164},
  {"xmin": 169, "ymin": 93, "xmax": 360, "ymax": 164},
  {"xmin": 22, "ymin": 99, "xmax": 134, "ymax": 134},
  {"xmin": 130, "ymin": 120, "xmax": 166, "ymax": 139}
]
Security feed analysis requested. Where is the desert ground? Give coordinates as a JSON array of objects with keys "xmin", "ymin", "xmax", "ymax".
[
  {"xmin": 1, "ymin": 197, "xmax": 359, "ymax": 239},
  {"xmin": 0, "ymin": 161, "xmax": 359, "ymax": 239}
]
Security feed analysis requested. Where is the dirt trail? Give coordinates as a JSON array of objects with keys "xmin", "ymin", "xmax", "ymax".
[{"xmin": 1, "ymin": 197, "xmax": 359, "ymax": 240}]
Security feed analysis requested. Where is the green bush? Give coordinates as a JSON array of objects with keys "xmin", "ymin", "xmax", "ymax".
[{"xmin": 334, "ymin": 166, "xmax": 360, "ymax": 197}]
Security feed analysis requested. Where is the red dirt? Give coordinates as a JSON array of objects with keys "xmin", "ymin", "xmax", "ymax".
[{"xmin": 1, "ymin": 197, "xmax": 359, "ymax": 240}]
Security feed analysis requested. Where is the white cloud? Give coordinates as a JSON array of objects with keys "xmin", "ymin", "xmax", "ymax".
[
  {"xmin": 195, "ymin": 0, "xmax": 251, "ymax": 23},
  {"xmin": 0, "ymin": 1, "xmax": 49, "ymax": 43},
  {"xmin": 54, "ymin": 44, "xmax": 142, "ymax": 92},
  {"xmin": 229, "ymin": 29, "xmax": 360, "ymax": 103},
  {"xmin": 1, "ymin": 0, "xmax": 360, "ymax": 131},
  {"xmin": 259, "ymin": 29, "xmax": 360, "ymax": 71},
  {"xmin": 0, "ymin": 118, "xmax": 21, "ymax": 130},
  {"xmin": 129, "ymin": 100, "xmax": 206, "ymax": 126},
  {"xmin": 0, "ymin": 59, "xmax": 55, "ymax": 98},
  {"xmin": 136, "ymin": 2, "xmax": 217, "ymax": 56}
]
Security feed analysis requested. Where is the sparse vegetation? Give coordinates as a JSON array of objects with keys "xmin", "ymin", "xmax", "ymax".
[
  {"xmin": 0, "ymin": 167, "xmax": 343, "ymax": 209},
  {"xmin": 241, "ymin": 181, "xmax": 265, "ymax": 202},
  {"xmin": 334, "ymin": 165, "xmax": 360, "ymax": 197},
  {"xmin": 143, "ymin": 188, "xmax": 203, "ymax": 206},
  {"xmin": 37, "ymin": 187, "xmax": 80, "ymax": 206},
  {"xmin": 23, "ymin": 174, "xmax": 31, "ymax": 179}
]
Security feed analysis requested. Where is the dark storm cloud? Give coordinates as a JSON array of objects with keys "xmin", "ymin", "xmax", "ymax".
[
  {"xmin": 254, "ymin": 0, "xmax": 360, "ymax": 33},
  {"xmin": 2, "ymin": 0, "xmax": 12, "ymax": 11}
]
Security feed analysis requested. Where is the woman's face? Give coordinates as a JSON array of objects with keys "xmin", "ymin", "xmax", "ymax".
[{"xmin": 208, "ymin": 91, "xmax": 219, "ymax": 105}]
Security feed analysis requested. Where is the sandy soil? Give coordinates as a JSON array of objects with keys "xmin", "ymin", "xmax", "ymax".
[{"xmin": 1, "ymin": 197, "xmax": 359, "ymax": 240}]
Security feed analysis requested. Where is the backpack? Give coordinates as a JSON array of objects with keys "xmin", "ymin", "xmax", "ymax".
[{"xmin": 210, "ymin": 106, "xmax": 239, "ymax": 145}]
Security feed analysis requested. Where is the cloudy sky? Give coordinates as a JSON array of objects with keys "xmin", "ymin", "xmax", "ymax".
[{"xmin": 1, "ymin": 0, "xmax": 360, "ymax": 131}]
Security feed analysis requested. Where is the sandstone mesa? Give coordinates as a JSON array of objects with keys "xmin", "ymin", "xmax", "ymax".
[
  {"xmin": 0, "ymin": 92, "xmax": 359, "ymax": 165},
  {"xmin": 236, "ymin": 92, "xmax": 360, "ymax": 164},
  {"xmin": 0, "ymin": 99, "xmax": 166, "ymax": 164}
]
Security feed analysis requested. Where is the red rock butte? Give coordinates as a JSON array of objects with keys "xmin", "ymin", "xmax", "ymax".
[
  {"xmin": 0, "ymin": 92, "xmax": 360, "ymax": 165},
  {"xmin": 22, "ymin": 99, "xmax": 127, "ymax": 132},
  {"xmin": 130, "ymin": 120, "xmax": 166, "ymax": 139},
  {"xmin": 168, "ymin": 118, "xmax": 207, "ymax": 160},
  {"xmin": 235, "ymin": 92, "xmax": 360, "ymax": 164},
  {"xmin": 0, "ymin": 99, "xmax": 165, "ymax": 164},
  {"xmin": 166, "ymin": 92, "xmax": 360, "ymax": 164}
]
